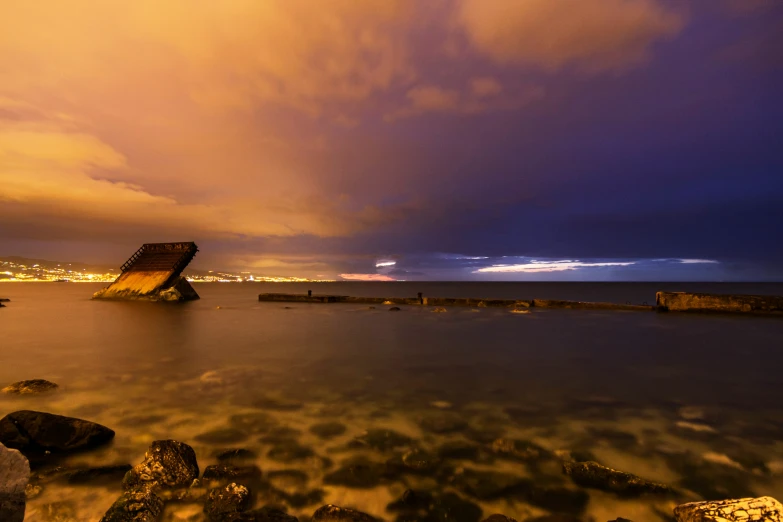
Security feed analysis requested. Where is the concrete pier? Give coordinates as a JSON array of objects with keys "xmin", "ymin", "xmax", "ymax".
[
  {"xmin": 258, "ymin": 293, "xmax": 655, "ymax": 311},
  {"xmin": 656, "ymin": 291, "xmax": 783, "ymax": 315}
]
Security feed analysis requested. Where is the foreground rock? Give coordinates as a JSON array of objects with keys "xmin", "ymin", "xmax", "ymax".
[
  {"xmin": 101, "ymin": 486, "xmax": 164, "ymax": 522},
  {"xmin": 563, "ymin": 461, "xmax": 673, "ymax": 497},
  {"xmin": 204, "ymin": 483, "xmax": 251, "ymax": 519},
  {"xmin": 0, "ymin": 442, "xmax": 29, "ymax": 522},
  {"xmin": 101, "ymin": 440, "xmax": 199, "ymax": 521},
  {"xmin": 674, "ymin": 496, "xmax": 783, "ymax": 521},
  {"xmin": 0, "ymin": 410, "xmax": 115, "ymax": 457},
  {"xmin": 312, "ymin": 505, "xmax": 377, "ymax": 521},
  {"xmin": 2, "ymin": 380, "xmax": 58, "ymax": 395},
  {"xmin": 123, "ymin": 440, "xmax": 200, "ymax": 490}
]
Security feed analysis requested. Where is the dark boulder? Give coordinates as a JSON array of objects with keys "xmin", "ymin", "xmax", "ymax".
[
  {"xmin": 123, "ymin": 440, "xmax": 199, "ymax": 490},
  {"xmin": 482, "ymin": 516, "xmax": 518, "ymax": 522},
  {"xmin": 562, "ymin": 461, "xmax": 673, "ymax": 497},
  {"xmin": 312, "ymin": 505, "xmax": 377, "ymax": 521},
  {"xmin": 100, "ymin": 485, "xmax": 164, "ymax": 522},
  {"xmin": 2, "ymin": 380, "xmax": 59, "ymax": 395},
  {"xmin": 388, "ymin": 307, "xmax": 401, "ymax": 312},
  {"xmin": 0, "ymin": 410, "xmax": 114, "ymax": 456},
  {"xmin": 204, "ymin": 483, "xmax": 252, "ymax": 520}
]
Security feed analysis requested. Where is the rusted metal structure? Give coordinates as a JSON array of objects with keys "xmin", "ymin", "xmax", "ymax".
[{"xmin": 93, "ymin": 242, "xmax": 200, "ymax": 301}]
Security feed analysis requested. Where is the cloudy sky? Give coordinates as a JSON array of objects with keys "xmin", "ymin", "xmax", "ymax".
[{"xmin": 1, "ymin": 0, "xmax": 781, "ymax": 280}]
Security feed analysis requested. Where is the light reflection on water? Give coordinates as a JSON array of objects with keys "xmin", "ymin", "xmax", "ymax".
[{"xmin": 1, "ymin": 282, "xmax": 783, "ymax": 521}]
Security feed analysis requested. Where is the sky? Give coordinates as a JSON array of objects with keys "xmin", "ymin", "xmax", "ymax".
[{"xmin": 1, "ymin": 0, "xmax": 782, "ymax": 281}]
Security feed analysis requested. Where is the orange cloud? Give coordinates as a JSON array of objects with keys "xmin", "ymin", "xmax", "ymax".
[
  {"xmin": 470, "ymin": 77, "xmax": 503, "ymax": 98},
  {"xmin": 385, "ymin": 82, "xmax": 543, "ymax": 121},
  {"xmin": 457, "ymin": 0, "xmax": 685, "ymax": 72}
]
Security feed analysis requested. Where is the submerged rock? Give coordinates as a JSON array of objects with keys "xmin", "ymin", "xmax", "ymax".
[
  {"xmin": 451, "ymin": 468, "xmax": 527, "ymax": 500},
  {"xmin": 0, "ymin": 442, "xmax": 29, "ymax": 522},
  {"xmin": 418, "ymin": 412, "xmax": 468, "ymax": 434},
  {"xmin": 481, "ymin": 516, "xmax": 518, "ymax": 522},
  {"xmin": 2, "ymin": 380, "xmax": 59, "ymax": 395},
  {"xmin": 230, "ymin": 413, "xmax": 279, "ymax": 434},
  {"xmin": 386, "ymin": 490, "xmax": 482, "ymax": 522},
  {"xmin": 100, "ymin": 485, "xmax": 164, "ymax": 522},
  {"xmin": 202, "ymin": 464, "xmax": 262, "ymax": 485},
  {"xmin": 350, "ymin": 429, "xmax": 413, "ymax": 451},
  {"xmin": 324, "ymin": 458, "xmax": 390, "ymax": 489},
  {"xmin": 223, "ymin": 507, "xmax": 299, "ymax": 521},
  {"xmin": 253, "ymin": 396, "xmax": 304, "ymax": 411},
  {"xmin": 491, "ymin": 438, "xmax": 552, "ymax": 462},
  {"xmin": 196, "ymin": 428, "xmax": 249, "ymax": 445},
  {"xmin": 216, "ymin": 448, "xmax": 258, "ymax": 464},
  {"xmin": 562, "ymin": 461, "xmax": 673, "ymax": 497},
  {"xmin": 123, "ymin": 440, "xmax": 200, "ymax": 490},
  {"xmin": 673, "ymin": 496, "xmax": 783, "ymax": 522},
  {"xmin": 66, "ymin": 464, "xmax": 132, "ymax": 485},
  {"xmin": 0, "ymin": 410, "xmax": 114, "ymax": 456},
  {"xmin": 39, "ymin": 501, "xmax": 77, "ymax": 522},
  {"xmin": 204, "ymin": 483, "xmax": 252, "ymax": 519},
  {"xmin": 309, "ymin": 422, "xmax": 347, "ymax": 440},
  {"xmin": 437, "ymin": 440, "xmax": 481, "ymax": 461},
  {"xmin": 312, "ymin": 505, "xmax": 377, "ymax": 521},
  {"xmin": 266, "ymin": 441, "xmax": 314, "ymax": 463}
]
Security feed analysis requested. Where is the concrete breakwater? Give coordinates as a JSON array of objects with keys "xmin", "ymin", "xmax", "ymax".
[
  {"xmin": 657, "ymin": 291, "xmax": 783, "ymax": 315},
  {"xmin": 258, "ymin": 293, "xmax": 656, "ymax": 312}
]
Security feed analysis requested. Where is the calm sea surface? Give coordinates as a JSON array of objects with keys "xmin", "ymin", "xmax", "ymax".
[{"xmin": 2, "ymin": 282, "xmax": 783, "ymax": 521}]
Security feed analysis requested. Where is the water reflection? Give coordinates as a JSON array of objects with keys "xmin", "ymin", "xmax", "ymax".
[{"xmin": 1, "ymin": 283, "xmax": 782, "ymax": 521}]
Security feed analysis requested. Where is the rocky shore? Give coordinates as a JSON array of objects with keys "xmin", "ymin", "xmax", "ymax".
[{"xmin": 2, "ymin": 378, "xmax": 782, "ymax": 521}]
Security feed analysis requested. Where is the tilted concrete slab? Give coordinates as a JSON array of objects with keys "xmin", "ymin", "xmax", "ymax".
[{"xmin": 93, "ymin": 242, "xmax": 199, "ymax": 302}]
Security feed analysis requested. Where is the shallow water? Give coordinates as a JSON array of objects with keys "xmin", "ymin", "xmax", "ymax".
[{"xmin": 1, "ymin": 282, "xmax": 783, "ymax": 521}]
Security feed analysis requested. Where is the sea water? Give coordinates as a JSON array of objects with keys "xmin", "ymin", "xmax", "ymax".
[{"xmin": 1, "ymin": 282, "xmax": 783, "ymax": 521}]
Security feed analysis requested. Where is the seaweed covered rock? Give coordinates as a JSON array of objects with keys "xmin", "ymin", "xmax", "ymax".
[
  {"xmin": 100, "ymin": 485, "xmax": 164, "ymax": 522},
  {"xmin": 0, "ymin": 410, "xmax": 114, "ymax": 457},
  {"xmin": 123, "ymin": 440, "xmax": 200, "ymax": 490},
  {"xmin": 204, "ymin": 483, "xmax": 252, "ymax": 519},
  {"xmin": 562, "ymin": 461, "xmax": 673, "ymax": 497},
  {"xmin": 0, "ymin": 442, "xmax": 29, "ymax": 522},
  {"xmin": 312, "ymin": 504, "xmax": 377, "ymax": 521},
  {"xmin": 2, "ymin": 380, "xmax": 59, "ymax": 395},
  {"xmin": 674, "ymin": 496, "xmax": 783, "ymax": 521}
]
